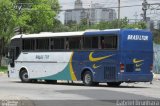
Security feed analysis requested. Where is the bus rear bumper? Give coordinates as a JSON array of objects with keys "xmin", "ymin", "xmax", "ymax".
[{"xmin": 117, "ymin": 74, "xmax": 153, "ymax": 82}]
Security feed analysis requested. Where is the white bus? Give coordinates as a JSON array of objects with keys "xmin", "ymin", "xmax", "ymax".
[{"xmin": 8, "ymin": 29, "xmax": 153, "ymax": 86}]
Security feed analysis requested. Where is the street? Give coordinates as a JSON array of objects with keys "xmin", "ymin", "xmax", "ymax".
[{"xmin": 0, "ymin": 75, "xmax": 160, "ymax": 106}]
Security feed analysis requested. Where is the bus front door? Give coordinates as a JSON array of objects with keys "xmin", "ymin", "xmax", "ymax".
[{"xmin": 9, "ymin": 48, "xmax": 15, "ymax": 68}]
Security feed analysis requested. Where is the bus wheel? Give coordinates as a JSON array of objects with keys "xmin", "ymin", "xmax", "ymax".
[
  {"xmin": 107, "ymin": 82, "xmax": 121, "ymax": 87},
  {"xmin": 93, "ymin": 82, "xmax": 99, "ymax": 86},
  {"xmin": 45, "ymin": 80, "xmax": 57, "ymax": 84},
  {"xmin": 83, "ymin": 71, "xmax": 94, "ymax": 86},
  {"xmin": 20, "ymin": 70, "xmax": 31, "ymax": 83},
  {"xmin": 31, "ymin": 79, "xmax": 38, "ymax": 83}
]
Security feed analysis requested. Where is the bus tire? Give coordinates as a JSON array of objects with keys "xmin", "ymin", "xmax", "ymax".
[
  {"xmin": 31, "ymin": 79, "xmax": 38, "ymax": 83},
  {"xmin": 107, "ymin": 82, "xmax": 121, "ymax": 87},
  {"xmin": 93, "ymin": 82, "xmax": 99, "ymax": 86},
  {"xmin": 83, "ymin": 71, "xmax": 94, "ymax": 86},
  {"xmin": 45, "ymin": 80, "xmax": 57, "ymax": 84},
  {"xmin": 20, "ymin": 69, "xmax": 31, "ymax": 83}
]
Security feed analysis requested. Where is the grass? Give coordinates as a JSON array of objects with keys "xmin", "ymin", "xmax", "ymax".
[{"xmin": 0, "ymin": 66, "xmax": 7, "ymax": 73}]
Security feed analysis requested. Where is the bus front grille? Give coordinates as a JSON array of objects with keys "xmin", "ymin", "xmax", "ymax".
[{"xmin": 104, "ymin": 66, "xmax": 116, "ymax": 80}]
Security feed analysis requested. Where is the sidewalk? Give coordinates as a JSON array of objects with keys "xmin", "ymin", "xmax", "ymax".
[
  {"xmin": 0, "ymin": 72, "xmax": 6, "ymax": 76},
  {"xmin": 153, "ymin": 73, "xmax": 160, "ymax": 80}
]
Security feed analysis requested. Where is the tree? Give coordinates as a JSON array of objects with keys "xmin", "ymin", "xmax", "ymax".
[
  {"xmin": 52, "ymin": 19, "xmax": 70, "ymax": 32},
  {"xmin": 15, "ymin": 0, "xmax": 60, "ymax": 33},
  {"xmin": 124, "ymin": 21, "xmax": 147, "ymax": 29},
  {"xmin": 0, "ymin": 0, "xmax": 60, "ymax": 66},
  {"xmin": 153, "ymin": 29, "xmax": 160, "ymax": 44},
  {"xmin": 0, "ymin": 0, "xmax": 17, "ymax": 66}
]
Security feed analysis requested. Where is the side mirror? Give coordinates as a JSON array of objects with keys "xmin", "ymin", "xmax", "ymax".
[
  {"xmin": 10, "ymin": 59, "xmax": 15, "ymax": 67},
  {"xmin": 6, "ymin": 55, "xmax": 9, "ymax": 58}
]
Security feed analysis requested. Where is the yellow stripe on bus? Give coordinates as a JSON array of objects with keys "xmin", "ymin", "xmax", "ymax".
[{"xmin": 69, "ymin": 52, "xmax": 77, "ymax": 80}]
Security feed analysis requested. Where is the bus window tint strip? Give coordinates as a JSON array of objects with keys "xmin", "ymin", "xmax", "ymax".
[{"xmin": 22, "ymin": 35, "xmax": 118, "ymax": 51}]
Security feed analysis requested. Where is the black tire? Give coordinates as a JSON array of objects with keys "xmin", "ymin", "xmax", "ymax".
[
  {"xmin": 83, "ymin": 71, "xmax": 94, "ymax": 86},
  {"xmin": 45, "ymin": 80, "xmax": 57, "ymax": 84},
  {"xmin": 31, "ymin": 79, "xmax": 38, "ymax": 83},
  {"xmin": 93, "ymin": 82, "xmax": 99, "ymax": 86},
  {"xmin": 107, "ymin": 82, "xmax": 121, "ymax": 87},
  {"xmin": 20, "ymin": 69, "xmax": 31, "ymax": 83}
]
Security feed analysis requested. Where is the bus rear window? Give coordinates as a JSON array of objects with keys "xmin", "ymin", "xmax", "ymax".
[{"xmin": 100, "ymin": 36, "xmax": 117, "ymax": 50}]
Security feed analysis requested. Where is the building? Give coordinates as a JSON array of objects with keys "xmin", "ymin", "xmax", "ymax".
[
  {"xmin": 74, "ymin": 0, "xmax": 83, "ymax": 9},
  {"xmin": 149, "ymin": 20, "xmax": 154, "ymax": 30},
  {"xmin": 146, "ymin": 17, "xmax": 155, "ymax": 30},
  {"xmin": 157, "ymin": 20, "xmax": 160, "ymax": 30},
  {"xmin": 64, "ymin": 0, "xmax": 116, "ymax": 25}
]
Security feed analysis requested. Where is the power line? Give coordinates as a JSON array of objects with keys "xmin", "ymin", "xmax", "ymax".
[{"xmin": 16, "ymin": 4, "xmax": 143, "ymax": 11}]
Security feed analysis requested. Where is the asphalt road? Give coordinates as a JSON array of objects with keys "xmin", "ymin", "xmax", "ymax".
[{"xmin": 0, "ymin": 75, "xmax": 160, "ymax": 106}]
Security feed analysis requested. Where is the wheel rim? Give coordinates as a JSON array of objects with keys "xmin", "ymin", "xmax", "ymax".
[
  {"xmin": 22, "ymin": 72, "xmax": 29, "ymax": 81},
  {"xmin": 84, "ymin": 74, "xmax": 91, "ymax": 84}
]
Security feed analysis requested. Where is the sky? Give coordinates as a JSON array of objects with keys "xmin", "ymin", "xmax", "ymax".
[{"xmin": 58, "ymin": 0, "xmax": 160, "ymax": 23}]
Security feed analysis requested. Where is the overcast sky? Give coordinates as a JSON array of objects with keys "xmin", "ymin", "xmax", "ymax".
[{"xmin": 58, "ymin": 0, "xmax": 160, "ymax": 23}]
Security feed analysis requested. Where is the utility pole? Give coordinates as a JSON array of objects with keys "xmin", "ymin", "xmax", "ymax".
[
  {"xmin": 17, "ymin": 0, "xmax": 23, "ymax": 34},
  {"xmin": 118, "ymin": 0, "xmax": 120, "ymax": 28},
  {"xmin": 142, "ymin": 0, "xmax": 148, "ymax": 22},
  {"xmin": 134, "ymin": 12, "xmax": 138, "ymax": 23},
  {"xmin": 87, "ymin": 1, "xmax": 92, "ymax": 28}
]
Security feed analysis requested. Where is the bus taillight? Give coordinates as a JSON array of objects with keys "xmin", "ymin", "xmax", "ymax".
[{"xmin": 120, "ymin": 64, "xmax": 124, "ymax": 72}]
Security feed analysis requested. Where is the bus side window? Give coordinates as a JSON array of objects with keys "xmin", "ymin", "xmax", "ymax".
[
  {"xmin": 80, "ymin": 37, "xmax": 83, "ymax": 49},
  {"xmin": 65, "ymin": 38, "xmax": 69, "ymax": 50},
  {"xmin": 23, "ymin": 39, "xmax": 35, "ymax": 51},
  {"xmin": 84, "ymin": 37, "xmax": 98, "ymax": 49},
  {"xmin": 50, "ymin": 38, "xmax": 54, "ymax": 50},
  {"xmin": 67, "ymin": 37, "xmax": 82, "ymax": 50},
  {"xmin": 53, "ymin": 38, "xmax": 64, "ymax": 50},
  {"xmin": 9, "ymin": 48, "xmax": 15, "ymax": 67},
  {"xmin": 101, "ymin": 36, "xmax": 105, "ymax": 49},
  {"xmin": 16, "ymin": 47, "xmax": 20, "ymax": 58},
  {"xmin": 100, "ymin": 36, "xmax": 117, "ymax": 50},
  {"xmin": 36, "ymin": 38, "xmax": 49, "ymax": 50}
]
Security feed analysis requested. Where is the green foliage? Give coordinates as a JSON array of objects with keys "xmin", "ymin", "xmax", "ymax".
[
  {"xmin": 0, "ymin": 0, "xmax": 60, "ymax": 66},
  {"xmin": 52, "ymin": 20, "xmax": 70, "ymax": 32},
  {"xmin": 29, "ymin": 4, "xmax": 56, "ymax": 33},
  {"xmin": 124, "ymin": 21, "xmax": 147, "ymax": 29},
  {"xmin": 15, "ymin": 0, "xmax": 60, "ymax": 33},
  {"xmin": 0, "ymin": 0, "xmax": 60, "ymax": 36},
  {"xmin": 65, "ymin": 17, "xmax": 147, "ymax": 32},
  {"xmin": 0, "ymin": 0, "xmax": 17, "ymax": 41},
  {"xmin": 153, "ymin": 29, "xmax": 160, "ymax": 44},
  {"xmin": 0, "ymin": 66, "xmax": 7, "ymax": 73},
  {"xmin": 0, "ymin": 0, "xmax": 17, "ymax": 66}
]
